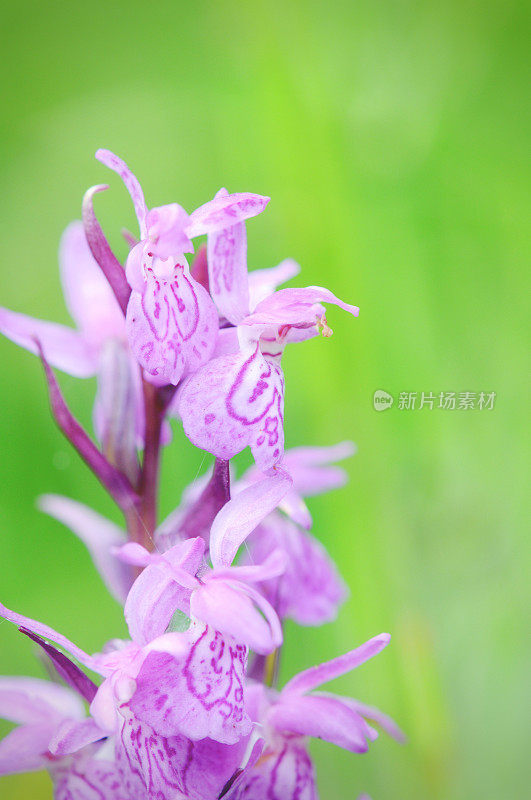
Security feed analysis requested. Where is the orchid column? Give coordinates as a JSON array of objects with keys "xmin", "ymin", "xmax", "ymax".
[{"xmin": 0, "ymin": 150, "xmax": 403, "ymax": 800}]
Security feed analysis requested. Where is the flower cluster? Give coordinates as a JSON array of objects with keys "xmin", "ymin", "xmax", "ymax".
[{"xmin": 0, "ymin": 151, "xmax": 403, "ymax": 799}]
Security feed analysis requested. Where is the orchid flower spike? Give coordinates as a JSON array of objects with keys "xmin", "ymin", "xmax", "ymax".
[{"xmin": 0, "ymin": 149, "xmax": 402, "ymax": 800}]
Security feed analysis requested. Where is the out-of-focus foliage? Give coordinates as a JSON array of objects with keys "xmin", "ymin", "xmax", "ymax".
[{"xmin": 0, "ymin": 1, "xmax": 528, "ymax": 798}]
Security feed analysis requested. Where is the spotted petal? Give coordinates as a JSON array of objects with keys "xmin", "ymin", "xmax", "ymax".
[
  {"xmin": 128, "ymin": 623, "xmax": 251, "ymax": 744},
  {"xmin": 229, "ymin": 742, "xmax": 317, "ymax": 800},
  {"xmin": 186, "ymin": 192, "xmax": 270, "ymax": 238},
  {"xmin": 179, "ymin": 345, "xmax": 285, "ymax": 470},
  {"xmin": 117, "ymin": 706, "xmax": 250, "ymax": 800},
  {"xmin": 126, "ymin": 266, "xmax": 218, "ymax": 385},
  {"xmin": 53, "ymin": 746, "xmax": 127, "ymax": 800},
  {"xmin": 207, "ymin": 189, "xmax": 250, "ymax": 324}
]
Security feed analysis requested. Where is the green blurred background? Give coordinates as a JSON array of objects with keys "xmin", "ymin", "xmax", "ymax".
[{"xmin": 0, "ymin": 1, "xmax": 528, "ymax": 797}]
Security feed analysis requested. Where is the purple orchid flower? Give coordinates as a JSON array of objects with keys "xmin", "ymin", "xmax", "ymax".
[
  {"xmin": 0, "ymin": 597, "xmax": 257, "ymax": 798},
  {"xmin": 0, "ymin": 524, "xmax": 283, "ymax": 749},
  {"xmin": 228, "ymin": 634, "xmax": 405, "ymax": 800},
  {"xmin": 0, "ymin": 671, "xmax": 260, "ymax": 800},
  {"xmin": 95, "ymin": 150, "xmax": 270, "ymax": 386},
  {"xmin": 0, "ymin": 676, "xmax": 124, "ymax": 797},
  {"xmin": 179, "ymin": 224, "xmax": 359, "ymax": 470},
  {"xmin": 37, "ymin": 460, "xmax": 291, "ymax": 607},
  {"xmin": 0, "ymin": 221, "xmax": 143, "ymax": 480},
  {"xmin": 114, "ymin": 537, "xmax": 285, "ymax": 656}
]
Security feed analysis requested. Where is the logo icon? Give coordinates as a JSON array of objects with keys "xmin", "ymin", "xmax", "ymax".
[{"xmin": 373, "ymin": 390, "xmax": 394, "ymax": 411}]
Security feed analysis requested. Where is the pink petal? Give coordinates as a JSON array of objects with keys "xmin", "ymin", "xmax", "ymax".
[
  {"xmin": 190, "ymin": 579, "xmax": 282, "ymax": 654},
  {"xmin": 0, "ymin": 602, "xmax": 106, "ymax": 675},
  {"xmin": 0, "ymin": 677, "xmax": 84, "ymax": 725},
  {"xmin": 242, "ymin": 286, "xmax": 359, "ymax": 326},
  {"xmin": 126, "ymin": 267, "xmax": 218, "ymax": 386},
  {"xmin": 186, "ymin": 192, "xmax": 270, "ymax": 238},
  {"xmin": 124, "ymin": 538, "xmax": 205, "ymax": 645},
  {"xmin": 282, "ymin": 633, "xmax": 391, "ymax": 696},
  {"xmin": 209, "ymin": 468, "xmax": 292, "ymax": 568},
  {"xmin": 53, "ymin": 750, "xmax": 126, "ymax": 800},
  {"xmin": 115, "ymin": 543, "xmax": 199, "ymax": 590},
  {"xmin": 337, "ymin": 697, "xmax": 406, "ymax": 743},
  {"xmin": 38, "ymin": 494, "xmax": 134, "ymax": 604},
  {"xmin": 0, "ymin": 724, "xmax": 51, "ymax": 776},
  {"xmin": 245, "ymin": 516, "xmax": 347, "ymax": 626},
  {"xmin": 207, "ymin": 188, "xmax": 250, "ymax": 324},
  {"xmin": 146, "ymin": 203, "xmax": 194, "ymax": 258},
  {"xmin": 277, "ymin": 488, "xmax": 313, "ymax": 528},
  {"xmin": 211, "ymin": 548, "xmax": 286, "ymax": 583},
  {"xmin": 116, "ymin": 707, "xmax": 249, "ymax": 800},
  {"xmin": 282, "ymin": 440, "xmax": 356, "ymax": 496},
  {"xmin": 212, "ymin": 326, "xmax": 240, "ymax": 358},
  {"xmin": 125, "ymin": 241, "xmax": 148, "ymax": 292},
  {"xmin": 248, "ymin": 258, "xmax": 301, "ymax": 310},
  {"xmin": 267, "ymin": 693, "xmax": 372, "ymax": 753},
  {"xmin": 59, "ymin": 221, "xmax": 125, "ymax": 348},
  {"xmin": 48, "ymin": 717, "xmax": 105, "ymax": 757},
  {"xmin": 128, "ymin": 623, "xmax": 251, "ymax": 744},
  {"xmin": 0, "ymin": 307, "xmax": 97, "ymax": 377},
  {"xmin": 95, "ymin": 149, "xmax": 148, "ymax": 236},
  {"xmin": 179, "ymin": 346, "xmax": 285, "ymax": 471},
  {"xmin": 230, "ymin": 743, "xmax": 317, "ymax": 800}
]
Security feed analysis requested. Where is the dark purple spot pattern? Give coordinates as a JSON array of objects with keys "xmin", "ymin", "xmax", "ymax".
[
  {"xmin": 126, "ymin": 259, "xmax": 217, "ymax": 385},
  {"xmin": 229, "ymin": 743, "xmax": 317, "ymax": 800},
  {"xmin": 52, "ymin": 745, "xmax": 127, "ymax": 800},
  {"xmin": 128, "ymin": 625, "xmax": 251, "ymax": 745}
]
